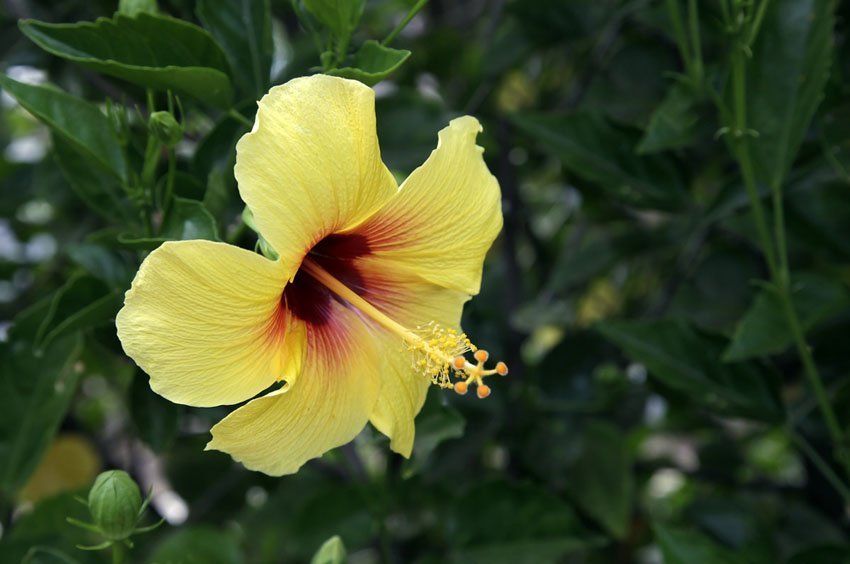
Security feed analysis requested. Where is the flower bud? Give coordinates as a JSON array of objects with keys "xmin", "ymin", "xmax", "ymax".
[
  {"xmin": 148, "ymin": 111, "xmax": 183, "ymax": 148},
  {"xmin": 87, "ymin": 470, "xmax": 142, "ymax": 541}
]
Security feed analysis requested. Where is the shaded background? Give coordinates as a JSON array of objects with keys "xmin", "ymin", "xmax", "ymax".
[{"xmin": 1, "ymin": 0, "xmax": 850, "ymax": 562}]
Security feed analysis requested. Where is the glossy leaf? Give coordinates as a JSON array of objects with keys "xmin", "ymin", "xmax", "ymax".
[
  {"xmin": 511, "ymin": 112, "xmax": 687, "ymax": 209},
  {"xmin": 197, "ymin": 0, "xmax": 272, "ymax": 99},
  {"xmin": 67, "ymin": 243, "xmax": 134, "ymax": 289},
  {"xmin": 597, "ymin": 319, "xmax": 784, "ymax": 421},
  {"xmin": 637, "ymin": 80, "xmax": 704, "ymax": 154},
  {"xmin": 130, "ymin": 371, "xmax": 179, "ymax": 453},
  {"xmin": 51, "ymin": 136, "xmax": 134, "ymax": 222},
  {"xmin": 146, "ymin": 527, "xmax": 244, "ymax": 564},
  {"xmin": 33, "ymin": 273, "xmax": 120, "ymax": 353},
  {"xmin": 724, "ymin": 273, "xmax": 850, "ymax": 361},
  {"xmin": 19, "ymin": 14, "xmax": 233, "ymax": 107},
  {"xmin": 0, "ymin": 75, "xmax": 127, "ymax": 181},
  {"xmin": 303, "ymin": 0, "xmax": 364, "ymax": 40},
  {"xmin": 654, "ymin": 524, "xmax": 746, "ymax": 564},
  {"xmin": 118, "ymin": 197, "xmax": 219, "ymax": 249},
  {"xmin": 403, "ymin": 394, "xmax": 465, "ymax": 477},
  {"xmin": 565, "ymin": 422, "xmax": 633, "ymax": 539},
  {"xmin": 447, "ymin": 481, "xmax": 601, "ymax": 564},
  {"xmin": 746, "ymin": 0, "xmax": 834, "ymax": 187},
  {"xmin": 0, "ymin": 330, "xmax": 82, "ymax": 496},
  {"xmin": 329, "ymin": 40, "xmax": 412, "ymax": 86}
]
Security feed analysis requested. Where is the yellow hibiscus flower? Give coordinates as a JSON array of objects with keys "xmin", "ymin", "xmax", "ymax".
[{"xmin": 116, "ymin": 75, "xmax": 506, "ymax": 476}]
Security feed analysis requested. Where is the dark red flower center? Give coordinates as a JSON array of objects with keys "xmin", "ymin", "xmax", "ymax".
[{"xmin": 283, "ymin": 233, "xmax": 371, "ymax": 326}]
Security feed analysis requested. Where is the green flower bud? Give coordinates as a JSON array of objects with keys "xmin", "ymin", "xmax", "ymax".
[
  {"xmin": 119, "ymin": 0, "xmax": 158, "ymax": 16},
  {"xmin": 148, "ymin": 111, "xmax": 183, "ymax": 148},
  {"xmin": 87, "ymin": 470, "xmax": 142, "ymax": 541}
]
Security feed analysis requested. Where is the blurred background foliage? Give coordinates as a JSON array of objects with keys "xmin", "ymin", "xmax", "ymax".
[{"xmin": 1, "ymin": 0, "xmax": 850, "ymax": 562}]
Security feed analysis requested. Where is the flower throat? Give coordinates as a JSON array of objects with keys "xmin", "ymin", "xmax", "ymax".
[{"xmin": 296, "ymin": 245, "xmax": 508, "ymax": 399}]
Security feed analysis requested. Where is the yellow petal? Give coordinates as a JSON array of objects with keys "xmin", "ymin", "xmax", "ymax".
[
  {"xmin": 116, "ymin": 240, "xmax": 293, "ymax": 407},
  {"xmin": 235, "ymin": 75, "xmax": 399, "ymax": 276},
  {"xmin": 355, "ymin": 116, "xmax": 502, "ymax": 296},
  {"xmin": 355, "ymin": 256, "xmax": 469, "ymax": 456},
  {"xmin": 206, "ymin": 300, "xmax": 383, "ymax": 475}
]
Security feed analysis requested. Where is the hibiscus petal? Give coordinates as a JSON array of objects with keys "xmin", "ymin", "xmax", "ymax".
[
  {"xmin": 354, "ymin": 256, "xmax": 469, "ymax": 456},
  {"xmin": 235, "ymin": 75, "xmax": 398, "ymax": 276},
  {"xmin": 206, "ymin": 301, "xmax": 383, "ymax": 475},
  {"xmin": 116, "ymin": 241, "xmax": 294, "ymax": 407},
  {"xmin": 355, "ymin": 116, "xmax": 503, "ymax": 296}
]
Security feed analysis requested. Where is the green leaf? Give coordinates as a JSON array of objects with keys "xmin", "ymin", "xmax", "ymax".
[
  {"xmin": 654, "ymin": 524, "xmax": 746, "ymax": 564},
  {"xmin": 146, "ymin": 527, "xmax": 244, "ymax": 564},
  {"xmin": 303, "ymin": 0, "xmax": 364, "ymax": 40},
  {"xmin": 447, "ymin": 481, "xmax": 602, "ymax": 564},
  {"xmin": 511, "ymin": 112, "xmax": 686, "ymax": 210},
  {"xmin": 565, "ymin": 422, "xmax": 633, "ymax": 539},
  {"xmin": 33, "ymin": 273, "xmax": 121, "ymax": 353},
  {"xmin": 329, "ymin": 40, "xmax": 411, "ymax": 86},
  {"xmin": 597, "ymin": 319, "xmax": 784, "ymax": 421},
  {"xmin": 0, "ymin": 332, "xmax": 83, "ymax": 497},
  {"xmin": 0, "ymin": 75, "xmax": 127, "ymax": 181},
  {"xmin": 197, "ymin": 0, "xmax": 272, "ymax": 100},
  {"xmin": 403, "ymin": 393, "xmax": 465, "ymax": 477},
  {"xmin": 637, "ymin": 80, "xmax": 704, "ymax": 154},
  {"xmin": 746, "ymin": 0, "xmax": 834, "ymax": 188},
  {"xmin": 19, "ymin": 14, "xmax": 233, "ymax": 107},
  {"xmin": 118, "ymin": 197, "xmax": 219, "ymax": 249},
  {"xmin": 67, "ymin": 243, "xmax": 133, "ymax": 289},
  {"xmin": 51, "ymin": 136, "xmax": 134, "ymax": 222},
  {"xmin": 724, "ymin": 273, "xmax": 850, "ymax": 361},
  {"xmin": 129, "ymin": 371, "xmax": 179, "ymax": 453},
  {"xmin": 0, "ymin": 492, "xmax": 93, "ymax": 563},
  {"xmin": 310, "ymin": 536, "xmax": 346, "ymax": 564}
]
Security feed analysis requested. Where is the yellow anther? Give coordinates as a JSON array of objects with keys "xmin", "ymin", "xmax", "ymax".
[
  {"xmin": 474, "ymin": 349, "xmax": 489, "ymax": 363},
  {"xmin": 496, "ymin": 361, "xmax": 509, "ymax": 376}
]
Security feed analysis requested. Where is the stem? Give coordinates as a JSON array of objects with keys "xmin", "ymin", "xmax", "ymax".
[
  {"xmin": 111, "ymin": 542, "xmax": 124, "ymax": 564},
  {"xmin": 228, "ymin": 109, "xmax": 253, "ymax": 128},
  {"xmin": 747, "ymin": 0, "xmax": 771, "ymax": 47},
  {"xmin": 686, "ymin": 0, "xmax": 703, "ymax": 85},
  {"xmin": 780, "ymin": 290, "xmax": 845, "ymax": 454},
  {"xmin": 381, "ymin": 0, "xmax": 428, "ymax": 46},
  {"xmin": 164, "ymin": 148, "xmax": 176, "ymax": 214},
  {"xmin": 789, "ymin": 430, "xmax": 850, "ymax": 504},
  {"xmin": 665, "ymin": 0, "xmax": 692, "ymax": 75},
  {"xmin": 726, "ymin": 22, "xmax": 850, "ymax": 481},
  {"xmin": 730, "ymin": 48, "xmax": 778, "ymax": 276}
]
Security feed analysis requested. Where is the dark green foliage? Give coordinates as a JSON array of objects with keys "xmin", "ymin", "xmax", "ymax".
[{"xmin": 1, "ymin": 0, "xmax": 850, "ymax": 562}]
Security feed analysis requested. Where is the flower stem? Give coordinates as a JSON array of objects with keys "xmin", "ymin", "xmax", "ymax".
[
  {"xmin": 112, "ymin": 542, "xmax": 124, "ymax": 564},
  {"xmin": 382, "ymin": 0, "xmax": 428, "ymax": 46},
  {"xmin": 228, "ymin": 109, "xmax": 253, "ymax": 128},
  {"xmin": 727, "ymin": 18, "xmax": 850, "ymax": 479},
  {"xmin": 789, "ymin": 429, "xmax": 850, "ymax": 504}
]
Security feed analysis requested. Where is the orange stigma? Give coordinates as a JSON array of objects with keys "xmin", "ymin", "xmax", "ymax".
[{"xmin": 450, "ymin": 349, "xmax": 508, "ymax": 399}]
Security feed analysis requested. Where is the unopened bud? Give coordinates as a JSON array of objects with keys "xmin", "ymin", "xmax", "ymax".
[
  {"xmin": 148, "ymin": 111, "xmax": 182, "ymax": 148},
  {"xmin": 87, "ymin": 470, "xmax": 142, "ymax": 541}
]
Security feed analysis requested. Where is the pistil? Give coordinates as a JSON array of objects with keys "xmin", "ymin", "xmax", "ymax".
[{"xmin": 300, "ymin": 257, "xmax": 507, "ymax": 396}]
